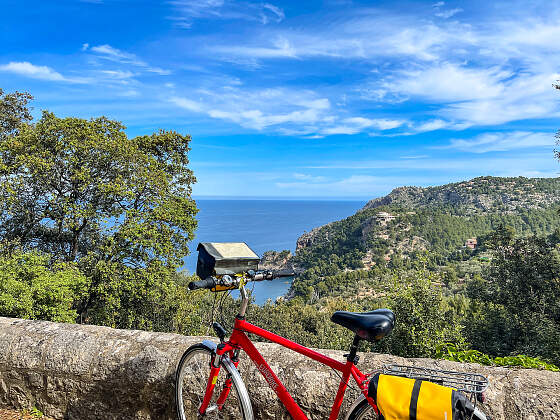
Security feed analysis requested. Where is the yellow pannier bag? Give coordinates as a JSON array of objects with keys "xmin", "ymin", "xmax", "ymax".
[{"xmin": 368, "ymin": 373, "xmax": 476, "ymax": 420}]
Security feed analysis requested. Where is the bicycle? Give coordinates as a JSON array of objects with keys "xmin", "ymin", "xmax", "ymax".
[{"xmin": 175, "ymin": 270, "xmax": 490, "ymax": 420}]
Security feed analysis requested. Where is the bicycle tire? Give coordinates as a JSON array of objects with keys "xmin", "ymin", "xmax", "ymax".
[
  {"xmin": 175, "ymin": 342, "xmax": 253, "ymax": 420},
  {"xmin": 345, "ymin": 395, "xmax": 380, "ymax": 420}
]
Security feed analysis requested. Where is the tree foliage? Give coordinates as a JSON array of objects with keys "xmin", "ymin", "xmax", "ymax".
[
  {"xmin": 0, "ymin": 88, "xmax": 33, "ymax": 141},
  {"xmin": 0, "ymin": 90, "xmax": 198, "ymax": 328},
  {"xmin": 466, "ymin": 235, "xmax": 560, "ymax": 364},
  {"xmin": 0, "ymin": 111, "xmax": 197, "ymax": 267},
  {"xmin": 0, "ymin": 247, "xmax": 87, "ymax": 322}
]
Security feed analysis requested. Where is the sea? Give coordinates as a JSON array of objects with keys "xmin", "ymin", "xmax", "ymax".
[{"xmin": 182, "ymin": 199, "xmax": 365, "ymax": 304}]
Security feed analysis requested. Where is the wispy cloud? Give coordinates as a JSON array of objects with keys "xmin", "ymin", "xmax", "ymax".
[
  {"xmin": 442, "ymin": 131, "xmax": 555, "ymax": 153},
  {"xmin": 87, "ymin": 44, "xmax": 171, "ymax": 75},
  {"xmin": 203, "ymin": 6, "xmax": 560, "ymax": 133},
  {"xmin": 293, "ymin": 173, "xmax": 326, "ymax": 182},
  {"xmin": 262, "ymin": 3, "xmax": 285, "ymax": 24},
  {"xmin": 276, "ymin": 175, "xmax": 383, "ymax": 196},
  {"xmin": 320, "ymin": 117, "xmax": 405, "ymax": 135},
  {"xmin": 166, "ymin": 0, "xmax": 284, "ymax": 28},
  {"xmin": 303, "ymin": 152, "xmax": 558, "ymax": 175},
  {"xmin": 170, "ymin": 87, "xmax": 406, "ymax": 136},
  {"xmin": 435, "ymin": 8, "xmax": 463, "ymax": 19},
  {"xmin": 432, "ymin": 2, "xmax": 462, "ymax": 19}
]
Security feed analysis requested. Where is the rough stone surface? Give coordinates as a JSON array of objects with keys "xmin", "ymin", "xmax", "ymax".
[{"xmin": 0, "ymin": 317, "xmax": 559, "ymax": 419}]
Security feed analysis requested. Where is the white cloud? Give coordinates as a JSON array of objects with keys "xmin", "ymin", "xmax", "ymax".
[
  {"xmin": 119, "ymin": 89, "xmax": 140, "ymax": 97},
  {"xmin": 0, "ymin": 61, "xmax": 88, "ymax": 83},
  {"xmin": 210, "ymin": 14, "xmax": 468, "ymax": 63},
  {"xmin": 170, "ymin": 96, "xmax": 204, "ymax": 112},
  {"xmin": 201, "ymin": 6, "xmax": 560, "ymax": 132},
  {"xmin": 378, "ymin": 63, "xmax": 508, "ymax": 103},
  {"xmin": 401, "ymin": 155, "xmax": 429, "ymax": 159},
  {"xmin": 435, "ymin": 8, "xmax": 462, "ymax": 19},
  {"xmin": 171, "ymin": 88, "xmax": 331, "ymax": 131},
  {"xmin": 170, "ymin": 86, "xmax": 408, "ymax": 136},
  {"xmin": 414, "ymin": 119, "xmax": 449, "ymax": 133},
  {"xmin": 167, "ymin": 0, "xmax": 225, "ymax": 19},
  {"xmin": 441, "ymin": 72, "xmax": 560, "ymax": 126},
  {"xmin": 443, "ymin": 131, "xmax": 555, "ymax": 153},
  {"xmin": 100, "ymin": 70, "xmax": 135, "ymax": 80},
  {"xmin": 320, "ymin": 117, "xmax": 405, "ymax": 135},
  {"xmin": 0, "ymin": 61, "xmax": 64, "ymax": 81}
]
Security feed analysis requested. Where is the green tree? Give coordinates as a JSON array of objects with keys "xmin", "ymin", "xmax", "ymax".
[
  {"xmin": 484, "ymin": 224, "xmax": 516, "ymax": 249},
  {"xmin": 0, "ymin": 111, "xmax": 197, "ymax": 265},
  {"xmin": 467, "ymin": 236, "xmax": 560, "ymax": 363},
  {"xmin": 0, "ymin": 88, "xmax": 33, "ymax": 141},
  {"xmin": 0, "ymin": 248, "xmax": 88, "ymax": 323},
  {"xmin": 0, "ymin": 106, "xmax": 198, "ymax": 328},
  {"xmin": 377, "ymin": 270, "xmax": 466, "ymax": 358}
]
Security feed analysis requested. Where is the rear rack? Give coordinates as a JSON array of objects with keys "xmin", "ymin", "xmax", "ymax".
[{"xmin": 382, "ymin": 364, "xmax": 489, "ymax": 394}]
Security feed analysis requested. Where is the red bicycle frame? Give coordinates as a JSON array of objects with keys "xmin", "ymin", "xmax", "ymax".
[{"xmin": 199, "ymin": 316, "xmax": 379, "ymax": 419}]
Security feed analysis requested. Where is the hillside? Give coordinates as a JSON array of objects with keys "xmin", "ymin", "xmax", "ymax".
[{"xmin": 289, "ymin": 176, "xmax": 560, "ymax": 298}]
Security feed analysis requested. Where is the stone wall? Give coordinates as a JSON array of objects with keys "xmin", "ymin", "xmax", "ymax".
[{"xmin": 0, "ymin": 317, "xmax": 558, "ymax": 419}]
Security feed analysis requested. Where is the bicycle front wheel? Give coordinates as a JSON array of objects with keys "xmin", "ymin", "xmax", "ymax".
[{"xmin": 175, "ymin": 342, "xmax": 253, "ymax": 420}]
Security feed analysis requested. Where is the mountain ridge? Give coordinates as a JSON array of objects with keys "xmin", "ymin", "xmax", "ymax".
[
  {"xmin": 289, "ymin": 175, "xmax": 560, "ymax": 295},
  {"xmin": 362, "ymin": 176, "xmax": 560, "ymax": 214}
]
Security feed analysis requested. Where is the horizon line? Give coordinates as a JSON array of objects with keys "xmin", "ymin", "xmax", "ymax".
[{"xmin": 192, "ymin": 195, "xmax": 371, "ymax": 201}]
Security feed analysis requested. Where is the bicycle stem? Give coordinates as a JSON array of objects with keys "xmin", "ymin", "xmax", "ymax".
[{"xmin": 238, "ymin": 285, "xmax": 249, "ymax": 318}]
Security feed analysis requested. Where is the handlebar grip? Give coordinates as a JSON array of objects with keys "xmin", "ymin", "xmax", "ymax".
[{"xmin": 188, "ymin": 277, "xmax": 217, "ymax": 290}]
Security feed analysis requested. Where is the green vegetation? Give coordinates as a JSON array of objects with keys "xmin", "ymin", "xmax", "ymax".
[
  {"xmin": 0, "ymin": 87, "xmax": 559, "ymax": 372},
  {"xmin": 436, "ymin": 343, "xmax": 559, "ymax": 371},
  {"xmin": 25, "ymin": 407, "xmax": 45, "ymax": 418},
  {"xmin": 466, "ymin": 234, "xmax": 560, "ymax": 364},
  {"xmin": 0, "ymin": 248, "xmax": 87, "ymax": 322},
  {"xmin": 0, "ymin": 88, "xmax": 197, "ymax": 330},
  {"xmin": 287, "ymin": 164, "xmax": 560, "ymax": 368}
]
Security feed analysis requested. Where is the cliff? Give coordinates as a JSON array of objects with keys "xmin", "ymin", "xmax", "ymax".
[{"xmin": 1, "ymin": 317, "xmax": 559, "ymax": 419}]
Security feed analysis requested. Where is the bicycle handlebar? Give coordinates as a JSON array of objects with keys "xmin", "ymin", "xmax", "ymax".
[{"xmin": 188, "ymin": 269, "xmax": 295, "ymax": 291}]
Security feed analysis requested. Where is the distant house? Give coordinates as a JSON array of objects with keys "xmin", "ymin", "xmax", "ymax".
[
  {"xmin": 376, "ymin": 212, "xmax": 396, "ymax": 226},
  {"xmin": 465, "ymin": 238, "xmax": 477, "ymax": 249}
]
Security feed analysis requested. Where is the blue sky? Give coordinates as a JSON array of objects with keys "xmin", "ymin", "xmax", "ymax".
[{"xmin": 1, "ymin": 0, "xmax": 559, "ymax": 199}]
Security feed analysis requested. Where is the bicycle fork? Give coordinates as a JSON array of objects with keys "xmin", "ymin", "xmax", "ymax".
[
  {"xmin": 199, "ymin": 355, "xmax": 222, "ymax": 414},
  {"xmin": 199, "ymin": 343, "xmax": 239, "ymax": 415}
]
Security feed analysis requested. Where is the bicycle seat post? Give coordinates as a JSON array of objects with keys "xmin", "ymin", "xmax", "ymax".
[{"xmin": 238, "ymin": 284, "xmax": 249, "ymax": 319}]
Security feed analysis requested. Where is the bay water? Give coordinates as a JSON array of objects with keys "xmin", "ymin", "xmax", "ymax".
[{"xmin": 183, "ymin": 199, "xmax": 365, "ymax": 304}]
